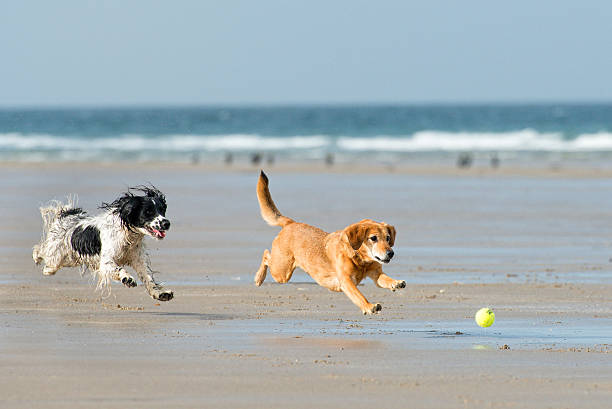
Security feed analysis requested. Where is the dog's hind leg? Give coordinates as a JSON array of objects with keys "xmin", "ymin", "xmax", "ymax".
[
  {"xmin": 32, "ymin": 245, "xmax": 43, "ymax": 265},
  {"xmin": 38, "ymin": 252, "xmax": 64, "ymax": 276},
  {"xmin": 43, "ymin": 265, "xmax": 61, "ymax": 276},
  {"xmin": 32, "ymin": 243, "xmax": 56, "ymax": 273},
  {"xmin": 267, "ymin": 247, "xmax": 296, "ymax": 284},
  {"xmin": 254, "ymin": 249, "xmax": 270, "ymax": 286},
  {"xmin": 32, "ymin": 244, "xmax": 42, "ymax": 264}
]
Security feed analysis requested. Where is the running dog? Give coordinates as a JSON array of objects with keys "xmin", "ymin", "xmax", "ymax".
[
  {"xmin": 33, "ymin": 186, "xmax": 173, "ymax": 301},
  {"xmin": 254, "ymin": 171, "xmax": 405, "ymax": 314}
]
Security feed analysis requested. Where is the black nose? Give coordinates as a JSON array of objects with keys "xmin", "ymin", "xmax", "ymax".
[
  {"xmin": 161, "ymin": 219, "xmax": 171, "ymax": 230},
  {"xmin": 386, "ymin": 250, "xmax": 394, "ymax": 259}
]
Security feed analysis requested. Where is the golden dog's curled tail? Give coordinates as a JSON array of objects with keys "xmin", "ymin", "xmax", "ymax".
[{"xmin": 257, "ymin": 171, "xmax": 294, "ymax": 227}]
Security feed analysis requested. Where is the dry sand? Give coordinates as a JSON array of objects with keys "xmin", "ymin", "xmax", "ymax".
[{"xmin": 1, "ymin": 162, "xmax": 612, "ymax": 408}]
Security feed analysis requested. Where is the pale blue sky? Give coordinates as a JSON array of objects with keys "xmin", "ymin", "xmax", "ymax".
[{"xmin": 1, "ymin": 1, "xmax": 611, "ymax": 106}]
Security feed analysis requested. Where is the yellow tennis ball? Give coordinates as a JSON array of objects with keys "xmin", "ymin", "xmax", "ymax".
[{"xmin": 475, "ymin": 308, "xmax": 495, "ymax": 327}]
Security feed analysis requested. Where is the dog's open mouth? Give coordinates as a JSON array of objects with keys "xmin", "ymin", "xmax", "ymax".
[
  {"xmin": 375, "ymin": 256, "xmax": 390, "ymax": 264},
  {"xmin": 147, "ymin": 227, "xmax": 166, "ymax": 239}
]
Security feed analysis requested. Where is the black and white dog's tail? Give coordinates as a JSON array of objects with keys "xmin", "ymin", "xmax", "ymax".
[
  {"xmin": 33, "ymin": 197, "xmax": 83, "ymax": 262},
  {"xmin": 40, "ymin": 197, "xmax": 82, "ymax": 232}
]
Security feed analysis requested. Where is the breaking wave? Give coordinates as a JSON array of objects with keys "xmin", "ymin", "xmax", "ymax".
[
  {"xmin": 337, "ymin": 130, "xmax": 612, "ymax": 152},
  {"xmin": 3, "ymin": 129, "xmax": 612, "ymax": 161},
  {"xmin": 0, "ymin": 133, "xmax": 330, "ymax": 152}
]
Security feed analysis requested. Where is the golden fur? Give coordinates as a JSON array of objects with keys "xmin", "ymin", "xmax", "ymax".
[{"xmin": 254, "ymin": 171, "xmax": 405, "ymax": 314}]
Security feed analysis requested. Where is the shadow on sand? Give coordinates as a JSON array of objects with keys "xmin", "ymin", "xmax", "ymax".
[{"xmin": 145, "ymin": 311, "xmax": 235, "ymax": 321}]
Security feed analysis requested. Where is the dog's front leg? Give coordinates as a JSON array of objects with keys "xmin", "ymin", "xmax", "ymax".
[
  {"xmin": 99, "ymin": 256, "xmax": 137, "ymax": 288},
  {"xmin": 338, "ymin": 275, "xmax": 381, "ymax": 315},
  {"xmin": 367, "ymin": 267, "xmax": 406, "ymax": 292},
  {"xmin": 130, "ymin": 246, "xmax": 174, "ymax": 302}
]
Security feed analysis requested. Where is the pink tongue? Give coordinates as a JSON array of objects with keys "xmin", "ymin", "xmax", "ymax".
[{"xmin": 152, "ymin": 228, "xmax": 166, "ymax": 238}]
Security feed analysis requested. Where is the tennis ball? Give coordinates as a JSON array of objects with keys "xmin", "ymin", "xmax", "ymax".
[{"xmin": 475, "ymin": 307, "xmax": 495, "ymax": 327}]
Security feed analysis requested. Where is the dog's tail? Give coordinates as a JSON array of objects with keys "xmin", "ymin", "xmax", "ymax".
[
  {"xmin": 34, "ymin": 197, "xmax": 82, "ymax": 264},
  {"xmin": 38, "ymin": 197, "xmax": 83, "ymax": 238},
  {"xmin": 257, "ymin": 171, "xmax": 294, "ymax": 227}
]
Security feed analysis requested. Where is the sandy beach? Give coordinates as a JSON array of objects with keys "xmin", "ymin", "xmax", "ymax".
[{"xmin": 2, "ymin": 162, "xmax": 612, "ymax": 408}]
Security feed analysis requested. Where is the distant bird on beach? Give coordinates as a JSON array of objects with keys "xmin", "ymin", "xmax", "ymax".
[
  {"xmin": 457, "ymin": 153, "xmax": 473, "ymax": 169},
  {"xmin": 490, "ymin": 154, "xmax": 500, "ymax": 168},
  {"xmin": 251, "ymin": 153, "xmax": 262, "ymax": 165}
]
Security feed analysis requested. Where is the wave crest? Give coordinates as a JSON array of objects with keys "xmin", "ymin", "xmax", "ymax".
[
  {"xmin": 3, "ymin": 130, "xmax": 612, "ymax": 158},
  {"xmin": 0, "ymin": 133, "xmax": 330, "ymax": 152},
  {"xmin": 338, "ymin": 130, "xmax": 612, "ymax": 152}
]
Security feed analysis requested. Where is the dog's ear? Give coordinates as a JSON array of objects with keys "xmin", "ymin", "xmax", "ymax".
[
  {"xmin": 146, "ymin": 187, "xmax": 166, "ymax": 212},
  {"xmin": 342, "ymin": 222, "xmax": 370, "ymax": 251},
  {"xmin": 386, "ymin": 224, "xmax": 396, "ymax": 246},
  {"xmin": 117, "ymin": 196, "xmax": 142, "ymax": 228},
  {"xmin": 132, "ymin": 185, "xmax": 166, "ymax": 207}
]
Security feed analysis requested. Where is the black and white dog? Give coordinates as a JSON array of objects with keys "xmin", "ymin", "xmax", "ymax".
[{"xmin": 33, "ymin": 186, "xmax": 173, "ymax": 301}]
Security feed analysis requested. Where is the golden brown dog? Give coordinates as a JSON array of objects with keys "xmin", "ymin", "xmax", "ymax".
[{"xmin": 254, "ymin": 171, "xmax": 406, "ymax": 314}]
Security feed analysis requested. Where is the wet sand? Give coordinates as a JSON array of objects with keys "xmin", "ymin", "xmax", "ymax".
[{"xmin": 1, "ymin": 163, "xmax": 612, "ymax": 408}]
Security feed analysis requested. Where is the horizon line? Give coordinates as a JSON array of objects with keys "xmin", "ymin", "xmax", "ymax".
[{"xmin": 2, "ymin": 99, "xmax": 612, "ymax": 110}]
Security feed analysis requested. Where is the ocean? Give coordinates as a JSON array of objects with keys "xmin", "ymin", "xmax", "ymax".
[{"xmin": 2, "ymin": 104, "xmax": 612, "ymax": 163}]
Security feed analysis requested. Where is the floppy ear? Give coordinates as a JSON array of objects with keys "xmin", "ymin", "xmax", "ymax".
[
  {"xmin": 131, "ymin": 185, "xmax": 166, "ymax": 206},
  {"xmin": 386, "ymin": 224, "xmax": 396, "ymax": 246},
  {"xmin": 117, "ymin": 196, "xmax": 141, "ymax": 229},
  {"xmin": 342, "ymin": 222, "xmax": 370, "ymax": 251}
]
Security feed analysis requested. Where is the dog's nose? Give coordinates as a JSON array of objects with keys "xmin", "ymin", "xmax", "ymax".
[
  {"xmin": 161, "ymin": 219, "xmax": 171, "ymax": 230},
  {"xmin": 386, "ymin": 249, "xmax": 394, "ymax": 259}
]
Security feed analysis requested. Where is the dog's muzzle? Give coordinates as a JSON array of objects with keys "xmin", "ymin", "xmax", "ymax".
[
  {"xmin": 147, "ymin": 218, "xmax": 170, "ymax": 239},
  {"xmin": 375, "ymin": 249, "xmax": 394, "ymax": 264}
]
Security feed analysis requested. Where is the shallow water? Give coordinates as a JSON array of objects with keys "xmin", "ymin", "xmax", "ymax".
[
  {"xmin": 4, "ymin": 306, "xmax": 610, "ymax": 355},
  {"xmin": 184, "ymin": 317, "xmax": 612, "ymax": 352}
]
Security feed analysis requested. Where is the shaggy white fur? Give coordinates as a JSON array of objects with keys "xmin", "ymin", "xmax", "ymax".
[{"xmin": 33, "ymin": 188, "xmax": 173, "ymax": 301}]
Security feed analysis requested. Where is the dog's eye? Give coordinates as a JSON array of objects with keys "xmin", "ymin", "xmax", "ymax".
[
  {"xmin": 370, "ymin": 236, "xmax": 377, "ymax": 242},
  {"xmin": 386, "ymin": 235, "xmax": 391, "ymax": 242}
]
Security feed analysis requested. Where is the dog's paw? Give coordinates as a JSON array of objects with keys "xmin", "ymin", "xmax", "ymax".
[
  {"xmin": 363, "ymin": 303, "xmax": 382, "ymax": 315},
  {"xmin": 32, "ymin": 247, "xmax": 42, "ymax": 265},
  {"xmin": 121, "ymin": 276, "xmax": 137, "ymax": 288},
  {"xmin": 153, "ymin": 290, "xmax": 174, "ymax": 302},
  {"xmin": 42, "ymin": 266, "xmax": 58, "ymax": 276},
  {"xmin": 392, "ymin": 280, "xmax": 406, "ymax": 291}
]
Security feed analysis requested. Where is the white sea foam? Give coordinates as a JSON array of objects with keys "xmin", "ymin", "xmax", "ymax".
[
  {"xmin": 3, "ymin": 130, "xmax": 612, "ymax": 156},
  {"xmin": 337, "ymin": 130, "xmax": 612, "ymax": 152},
  {"xmin": 0, "ymin": 133, "xmax": 330, "ymax": 152}
]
